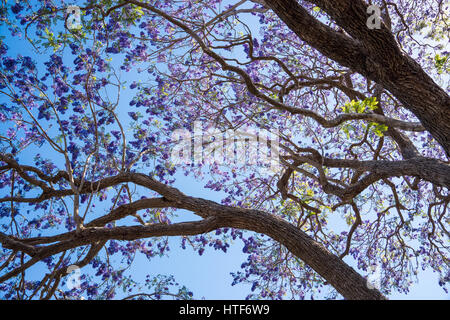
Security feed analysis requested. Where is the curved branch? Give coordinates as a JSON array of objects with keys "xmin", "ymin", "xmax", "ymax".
[{"xmin": 1, "ymin": 172, "xmax": 386, "ymax": 300}]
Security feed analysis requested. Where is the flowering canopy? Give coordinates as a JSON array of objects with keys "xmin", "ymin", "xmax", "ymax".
[{"xmin": 0, "ymin": 0, "xmax": 449, "ymax": 300}]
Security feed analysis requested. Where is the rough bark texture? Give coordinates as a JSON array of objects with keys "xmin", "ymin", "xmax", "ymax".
[{"xmin": 264, "ymin": 0, "xmax": 450, "ymax": 156}]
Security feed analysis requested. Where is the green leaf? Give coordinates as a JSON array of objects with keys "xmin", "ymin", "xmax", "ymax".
[
  {"xmin": 434, "ymin": 54, "xmax": 448, "ymax": 74},
  {"xmin": 372, "ymin": 123, "xmax": 388, "ymax": 137},
  {"xmin": 341, "ymin": 97, "xmax": 378, "ymax": 114}
]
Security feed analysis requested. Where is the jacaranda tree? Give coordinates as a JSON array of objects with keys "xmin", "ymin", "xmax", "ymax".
[{"xmin": 0, "ymin": 0, "xmax": 448, "ymax": 300}]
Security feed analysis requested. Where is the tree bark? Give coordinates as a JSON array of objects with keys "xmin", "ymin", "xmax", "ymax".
[
  {"xmin": 264, "ymin": 0, "xmax": 450, "ymax": 156},
  {"xmin": 1, "ymin": 172, "xmax": 386, "ymax": 299},
  {"xmin": 105, "ymin": 174, "xmax": 389, "ymax": 300}
]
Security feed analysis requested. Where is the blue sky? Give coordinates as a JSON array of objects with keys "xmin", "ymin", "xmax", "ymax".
[
  {"xmin": 142, "ymin": 173, "xmax": 449, "ymax": 300},
  {"xmin": 0, "ymin": 1, "xmax": 448, "ymax": 300}
]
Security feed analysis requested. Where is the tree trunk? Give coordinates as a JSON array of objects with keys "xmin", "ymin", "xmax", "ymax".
[
  {"xmin": 130, "ymin": 174, "xmax": 387, "ymax": 299},
  {"xmin": 223, "ymin": 209, "xmax": 387, "ymax": 300},
  {"xmin": 264, "ymin": 0, "xmax": 450, "ymax": 156}
]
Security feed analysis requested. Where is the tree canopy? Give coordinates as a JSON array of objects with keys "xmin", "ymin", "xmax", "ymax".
[{"xmin": 0, "ymin": 0, "xmax": 449, "ymax": 300}]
